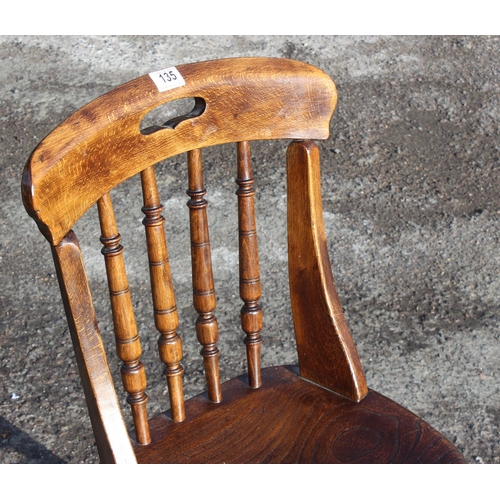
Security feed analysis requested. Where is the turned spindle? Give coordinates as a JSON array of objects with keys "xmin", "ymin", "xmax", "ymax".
[
  {"xmin": 187, "ymin": 149, "xmax": 222, "ymax": 403},
  {"xmin": 236, "ymin": 141, "xmax": 263, "ymax": 388},
  {"xmin": 97, "ymin": 193, "xmax": 150, "ymax": 444},
  {"xmin": 141, "ymin": 166, "xmax": 185, "ymax": 422}
]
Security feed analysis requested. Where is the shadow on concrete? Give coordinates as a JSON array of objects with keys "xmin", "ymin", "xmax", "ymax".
[{"xmin": 0, "ymin": 417, "xmax": 66, "ymax": 464}]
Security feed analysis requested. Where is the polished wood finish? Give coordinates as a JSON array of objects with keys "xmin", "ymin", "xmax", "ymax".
[
  {"xmin": 287, "ymin": 140, "xmax": 368, "ymax": 401},
  {"xmin": 133, "ymin": 366, "xmax": 466, "ymax": 464},
  {"xmin": 141, "ymin": 166, "xmax": 185, "ymax": 422},
  {"xmin": 23, "ymin": 57, "xmax": 466, "ymax": 464},
  {"xmin": 97, "ymin": 193, "xmax": 150, "ymax": 444},
  {"xmin": 187, "ymin": 149, "xmax": 222, "ymax": 403},
  {"xmin": 236, "ymin": 141, "xmax": 263, "ymax": 388},
  {"xmin": 22, "ymin": 58, "xmax": 337, "ymax": 247},
  {"xmin": 51, "ymin": 232, "xmax": 137, "ymax": 463}
]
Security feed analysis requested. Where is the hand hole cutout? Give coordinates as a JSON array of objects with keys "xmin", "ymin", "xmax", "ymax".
[{"xmin": 140, "ymin": 97, "xmax": 206, "ymax": 135}]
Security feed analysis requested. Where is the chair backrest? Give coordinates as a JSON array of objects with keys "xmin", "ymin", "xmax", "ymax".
[{"xmin": 22, "ymin": 57, "xmax": 367, "ymax": 463}]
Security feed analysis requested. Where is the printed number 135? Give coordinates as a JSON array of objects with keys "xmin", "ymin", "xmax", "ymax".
[{"xmin": 159, "ymin": 71, "xmax": 177, "ymax": 83}]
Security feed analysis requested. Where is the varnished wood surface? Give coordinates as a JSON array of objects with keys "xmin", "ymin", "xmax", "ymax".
[
  {"xmin": 132, "ymin": 366, "xmax": 465, "ymax": 464},
  {"xmin": 287, "ymin": 140, "xmax": 368, "ymax": 401},
  {"xmin": 141, "ymin": 166, "xmax": 185, "ymax": 422},
  {"xmin": 236, "ymin": 141, "xmax": 263, "ymax": 388},
  {"xmin": 187, "ymin": 149, "xmax": 222, "ymax": 402},
  {"xmin": 22, "ymin": 58, "xmax": 337, "ymax": 246},
  {"xmin": 23, "ymin": 57, "xmax": 466, "ymax": 464},
  {"xmin": 97, "ymin": 193, "xmax": 150, "ymax": 444},
  {"xmin": 51, "ymin": 231, "xmax": 137, "ymax": 463}
]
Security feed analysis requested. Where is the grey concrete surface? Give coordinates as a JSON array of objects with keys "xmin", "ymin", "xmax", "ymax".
[{"xmin": 1, "ymin": 35, "xmax": 499, "ymax": 464}]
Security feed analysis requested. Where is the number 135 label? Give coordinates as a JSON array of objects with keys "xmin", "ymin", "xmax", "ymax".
[{"xmin": 149, "ymin": 66, "xmax": 186, "ymax": 92}]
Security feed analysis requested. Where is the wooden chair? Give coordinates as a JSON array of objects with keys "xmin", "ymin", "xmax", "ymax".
[{"xmin": 22, "ymin": 57, "xmax": 466, "ymax": 463}]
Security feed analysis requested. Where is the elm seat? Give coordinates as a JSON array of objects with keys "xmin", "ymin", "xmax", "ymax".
[
  {"xmin": 22, "ymin": 57, "xmax": 466, "ymax": 463},
  {"xmin": 134, "ymin": 366, "xmax": 465, "ymax": 464}
]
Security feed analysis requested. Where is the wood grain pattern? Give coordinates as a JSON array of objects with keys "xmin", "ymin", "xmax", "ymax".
[
  {"xmin": 51, "ymin": 231, "xmax": 137, "ymax": 463},
  {"xmin": 236, "ymin": 141, "xmax": 263, "ymax": 388},
  {"xmin": 287, "ymin": 140, "xmax": 368, "ymax": 401},
  {"xmin": 133, "ymin": 366, "xmax": 466, "ymax": 464},
  {"xmin": 187, "ymin": 149, "xmax": 222, "ymax": 403},
  {"xmin": 97, "ymin": 193, "xmax": 150, "ymax": 444},
  {"xmin": 23, "ymin": 57, "xmax": 466, "ymax": 464},
  {"xmin": 22, "ymin": 58, "xmax": 337, "ymax": 246},
  {"xmin": 141, "ymin": 166, "xmax": 185, "ymax": 422}
]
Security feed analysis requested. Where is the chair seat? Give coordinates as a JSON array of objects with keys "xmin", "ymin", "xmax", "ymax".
[
  {"xmin": 132, "ymin": 366, "xmax": 465, "ymax": 464},
  {"xmin": 23, "ymin": 58, "xmax": 468, "ymax": 463}
]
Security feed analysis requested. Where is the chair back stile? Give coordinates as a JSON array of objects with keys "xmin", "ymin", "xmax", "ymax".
[
  {"xmin": 50, "ymin": 231, "xmax": 137, "ymax": 463},
  {"xmin": 287, "ymin": 140, "xmax": 368, "ymax": 401},
  {"xmin": 21, "ymin": 58, "xmax": 351, "ymax": 449},
  {"xmin": 21, "ymin": 58, "xmax": 465, "ymax": 464}
]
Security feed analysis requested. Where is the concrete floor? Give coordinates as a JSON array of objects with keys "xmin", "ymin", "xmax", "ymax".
[{"xmin": 1, "ymin": 35, "xmax": 499, "ymax": 463}]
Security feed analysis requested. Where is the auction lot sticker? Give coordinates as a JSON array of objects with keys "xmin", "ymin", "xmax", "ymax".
[{"xmin": 149, "ymin": 67, "xmax": 186, "ymax": 92}]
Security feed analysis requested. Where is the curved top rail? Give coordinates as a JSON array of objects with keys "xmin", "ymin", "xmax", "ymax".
[{"xmin": 22, "ymin": 57, "xmax": 337, "ymax": 245}]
